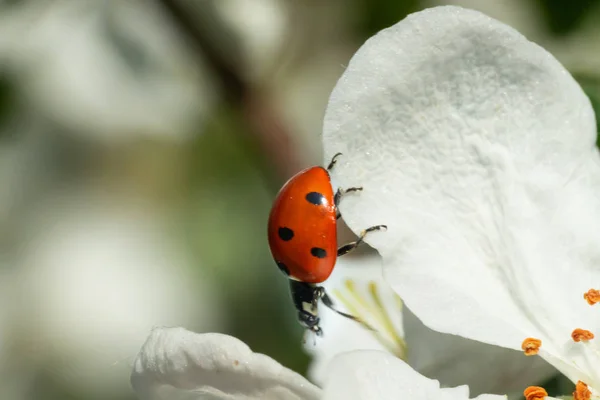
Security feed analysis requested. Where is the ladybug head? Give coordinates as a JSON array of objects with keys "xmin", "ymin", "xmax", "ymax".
[
  {"xmin": 288, "ymin": 280, "xmax": 324, "ymax": 336},
  {"xmin": 288, "ymin": 280, "xmax": 365, "ymax": 339}
]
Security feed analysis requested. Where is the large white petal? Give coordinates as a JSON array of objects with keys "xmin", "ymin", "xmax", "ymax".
[
  {"xmin": 323, "ymin": 350, "xmax": 507, "ymax": 400},
  {"xmin": 322, "ymin": 5, "xmax": 600, "ymax": 383},
  {"xmin": 131, "ymin": 328, "xmax": 321, "ymax": 400}
]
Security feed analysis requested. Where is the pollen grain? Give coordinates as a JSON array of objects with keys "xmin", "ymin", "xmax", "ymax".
[
  {"xmin": 584, "ymin": 289, "xmax": 600, "ymax": 305},
  {"xmin": 572, "ymin": 328, "xmax": 594, "ymax": 342},
  {"xmin": 574, "ymin": 380, "xmax": 591, "ymax": 400},
  {"xmin": 521, "ymin": 337, "xmax": 542, "ymax": 356},
  {"xmin": 524, "ymin": 386, "xmax": 547, "ymax": 400}
]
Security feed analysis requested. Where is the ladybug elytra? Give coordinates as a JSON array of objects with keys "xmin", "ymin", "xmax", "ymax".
[{"xmin": 267, "ymin": 153, "xmax": 386, "ymax": 337}]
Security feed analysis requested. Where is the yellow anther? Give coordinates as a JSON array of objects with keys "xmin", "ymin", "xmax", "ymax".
[
  {"xmin": 524, "ymin": 386, "xmax": 547, "ymax": 400},
  {"xmin": 572, "ymin": 328, "xmax": 594, "ymax": 342},
  {"xmin": 574, "ymin": 380, "xmax": 592, "ymax": 400},
  {"xmin": 521, "ymin": 337, "xmax": 542, "ymax": 356},
  {"xmin": 584, "ymin": 289, "xmax": 600, "ymax": 305}
]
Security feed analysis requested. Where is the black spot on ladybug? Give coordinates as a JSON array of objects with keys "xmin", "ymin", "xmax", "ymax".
[
  {"xmin": 305, "ymin": 192, "xmax": 325, "ymax": 206},
  {"xmin": 276, "ymin": 261, "xmax": 290, "ymax": 276},
  {"xmin": 311, "ymin": 247, "xmax": 327, "ymax": 258},
  {"xmin": 278, "ymin": 227, "xmax": 294, "ymax": 241}
]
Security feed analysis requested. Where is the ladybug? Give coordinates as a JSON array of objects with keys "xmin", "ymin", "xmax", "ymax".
[{"xmin": 268, "ymin": 153, "xmax": 386, "ymax": 337}]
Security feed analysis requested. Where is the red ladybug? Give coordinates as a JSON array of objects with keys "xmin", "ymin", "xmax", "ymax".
[{"xmin": 268, "ymin": 153, "xmax": 386, "ymax": 336}]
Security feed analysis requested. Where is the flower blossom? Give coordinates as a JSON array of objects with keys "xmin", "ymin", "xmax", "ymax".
[
  {"xmin": 323, "ymin": 4, "xmax": 600, "ymax": 399},
  {"xmin": 131, "ymin": 5, "xmax": 592, "ymax": 399},
  {"xmin": 131, "ymin": 326, "xmax": 508, "ymax": 400}
]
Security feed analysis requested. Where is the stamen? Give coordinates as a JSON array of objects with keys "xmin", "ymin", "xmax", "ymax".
[
  {"xmin": 572, "ymin": 329, "xmax": 594, "ymax": 342},
  {"xmin": 333, "ymin": 285, "xmax": 381, "ymax": 335},
  {"xmin": 524, "ymin": 386, "xmax": 547, "ymax": 400},
  {"xmin": 332, "ymin": 289, "xmax": 362, "ymax": 323},
  {"xmin": 521, "ymin": 337, "xmax": 542, "ymax": 356},
  {"xmin": 574, "ymin": 380, "xmax": 592, "ymax": 400},
  {"xmin": 368, "ymin": 281, "xmax": 407, "ymax": 359},
  {"xmin": 344, "ymin": 280, "xmax": 369, "ymax": 310},
  {"xmin": 333, "ymin": 279, "xmax": 407, "ymax": 361},
  {"xmin": 395, "ymin": 295, "xmax": 404, "ymax": 311},
  {"xmin": 584, "ymin": 289, "xmax": 600, "ymax": 305}
]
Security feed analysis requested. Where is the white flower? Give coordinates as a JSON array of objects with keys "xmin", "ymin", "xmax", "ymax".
[
  {"xmin": 130, "ymin": 327, "xmax": 512, "ymax": 400},
  {"xmin": 130, "ymin": 5, "xmax": 594, "ymax": 399},
  {"xmin": 308, "ymin": 255, "xmax": 556, "ymax": 396},
  {"xmin": 323, "ymin": 4, "xmax": 600, "ymax": 398}
]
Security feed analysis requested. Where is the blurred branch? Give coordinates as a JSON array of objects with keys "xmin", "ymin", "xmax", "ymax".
[
  {"xmin": 156, "ymin": 0, "xmax": 244, "ymax": 100},
  {"xmin": 155, "ymin": 0, "xmax": 303, "ymax": 186}
]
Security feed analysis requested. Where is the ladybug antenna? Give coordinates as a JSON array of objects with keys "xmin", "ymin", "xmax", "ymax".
[{"xmin": 321, "ymin": 291, "xmax": 376, "ymax": 332}]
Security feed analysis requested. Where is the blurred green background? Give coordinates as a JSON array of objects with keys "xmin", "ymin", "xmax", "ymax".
[{"xmin": 0, "ymin": 0, "xmax": 598, "ymax": 399}]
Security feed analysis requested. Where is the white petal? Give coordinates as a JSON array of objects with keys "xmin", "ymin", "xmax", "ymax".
[
  {"xmin": 131, "ymin": 328, "xmax": 321, "ymax": 400},
  {"xmin": 404, "ymin": 307, "xmax": 556, "ymax": 396},
  {"xmin": 323, "ymin": 350, "xmax": 506, "ymax": 400},
  {"xmin": 421, "ymin": 0, "xmax": 547, "ymax": 42},
  {"xmin": 308, "ymin": 255, "xmax": 556, "ymax": 396},
  {"xmin": 322, "ymin": 5, "xmax": 600, "ymax": 381}
]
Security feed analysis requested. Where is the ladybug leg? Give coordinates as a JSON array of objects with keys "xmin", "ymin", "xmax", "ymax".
[
  {"xmin": 334, "ymin": 187, "xmax": 363, "ymax": 207},
  {"xmin": 327, "ymin": 152, "xmax": 343, "ymax": 171},
  {"xmin": 337, "ymin": 225, "xmax": 387, "ymax": 257},
  {"xmin": 334, "ymin": 187, "xmax": 364, "ymax": 219},
  {"xmin": 312, "ymin": 286, "xmax": 325, "ymax": 310}
]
